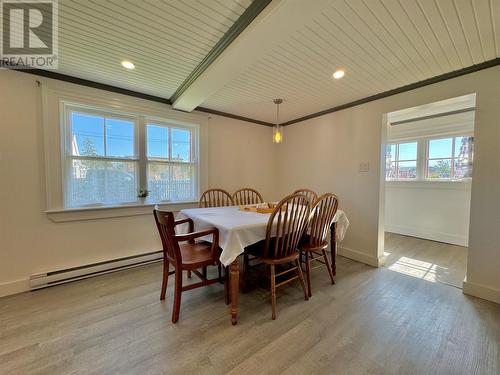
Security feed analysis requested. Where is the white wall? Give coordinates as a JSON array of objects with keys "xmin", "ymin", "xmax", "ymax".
[
  {"xmin": 277, "ymin": 66, "xmax": 500, "ymax": 304},
  {"xmin": 0, "ymin": 69, "xmax": 278, "ymax": 297},
  {"xmin": 385, "ymin": 182, "xmax": 471, "ymax": 246}
]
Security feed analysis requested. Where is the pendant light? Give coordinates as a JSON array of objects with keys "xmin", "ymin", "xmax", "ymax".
[{"xmin": 273, "ymin": 98, "xmax": 283, "ymax": 143}]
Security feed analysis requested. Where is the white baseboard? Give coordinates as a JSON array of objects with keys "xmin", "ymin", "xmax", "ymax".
[
  {"xmin": 0, "ymin": 251, "xmax": 163, "ymax": 299},
  {"xmin": 0, "ymin": 278, "xmax": 30, "ymax": 298},
  {"xmin": 338, "ymin": 246, "xmax": 385, "ymax": 267},
  {"xmin": 463, "ymin": 280, "xmax": 500, "ymax": 304},
  {"xmin": 385, "ymin": 223, "xmax": 468, "ymax": 246}
]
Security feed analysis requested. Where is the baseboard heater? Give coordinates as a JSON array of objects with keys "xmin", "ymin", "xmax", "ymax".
[{"xmin": 29, "ymin": 251, "xmax": 163, "ymax": 290}]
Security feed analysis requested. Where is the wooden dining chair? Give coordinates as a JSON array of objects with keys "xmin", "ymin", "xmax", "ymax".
[
  {"xmin": 153, "ymin": 208, "xmax": 229, "ymax": 323},
  {"xmin": 293, "ymin": 188, "xmax": 318, "ymax": 204},
  {"xmin": 199, "ymin": 188, "xmax": 234, "ymax": 208},
  {"xmin": 244, "ymin": 193, "xmax": 311, "ymax": 319},
  {"xmin": 299, "ymin": 193, "xmax": 339, "ymax": 297},
  {"xmin": 232, "ymin": 188, "xmax": 264, "ymax": 205}
]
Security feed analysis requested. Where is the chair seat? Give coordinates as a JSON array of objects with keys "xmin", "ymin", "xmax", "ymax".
[
  {"xmin": 299, "ymin": 234, "xmax": 328, "ymax": 251},
  {"xmin": 245, "ymin": 238, "xmax": 299, "ymax": 264},
  {"xmin": 180, "ymin": 241, "xmax": 218, "ymax": 267}
]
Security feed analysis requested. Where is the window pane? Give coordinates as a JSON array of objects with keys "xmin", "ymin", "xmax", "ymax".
[
  {"xmin": 397, "ymin": 161, "xmax": 417, "ymax": 179},
  {"xmin": 454, "ymin": 159, "xmax": 473, "ymax": 179},
  {"xmin": 455, "ymin": 136, "xmax": 474, "ymax": 159},
  {"xmin": 68, "ymin": 160, "xmax": 137, "ymax": 206},
  {"xmin": 386, "ymin": 144, "xmax": 396, "ymax": 162},
  {"xmin": 454, "ymin": 136, "xmax": 473, "ymax": 179},
  {"xmin": 428, "ymin": 138, "xmax": 452, "ymax": 159},
  {"xmin": 428, "ymin": 159, "xmax": 451, "ymax": 179},
  {"xmin": 146, "ymin": 125, "xmax": 168, "ymax": 159},
  {"xmin": 171, "ymin": 128, "xmax": 191, "ymax": 162},
  {"xmin": 148, "ymin": 162, "xmax": 195, "ymax": 202},
  {"xmin": 105, "ymin": 118, "xmax": 135, "ymax": 158},
  {"xmin": 386, "ymin": 161, "xmax": 397, "ymax": 180},
  {"xmin": 398, "ymin": 142, "xmax": 417, "ymax": 161},
  {"xmin": 171, "ymin": 164, "xmax": 195, "ymax": 200},
  {"xmin": 71, "ymin": 112, "xmax": 104, "ymax": 156}
]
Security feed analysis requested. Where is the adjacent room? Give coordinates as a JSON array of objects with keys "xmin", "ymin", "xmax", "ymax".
[
  {"xmin": 383, "ymin": 94, "xmax": 475, "ymax": 288},
  {"xmin": 1, "ymin": 1, "xmax": 499, "ymax": 374}
]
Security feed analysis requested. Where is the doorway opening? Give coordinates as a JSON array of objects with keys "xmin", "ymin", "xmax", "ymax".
[{"xmin": 379, "ymin": 94, "xmax": 475, "ymax": 288}]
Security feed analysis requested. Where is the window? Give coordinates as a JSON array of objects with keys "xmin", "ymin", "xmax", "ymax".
[
  {"xmin": 146, "ymin": 123, "xmax": 197, "ymax": 203},
  {"xmin": 385, "ymin": 136, "xmax": 473, "ymax": 181},
  {"xmin": 385, "ymin": 141, "xmax": 418, "ymax": 180},
  {"xmin": 427, "ymin": 136, "xmax": 473, "ymax": 179},
  {"xmin": 63, "ymin": 103, "xmax": 198, "ymax": 208}
]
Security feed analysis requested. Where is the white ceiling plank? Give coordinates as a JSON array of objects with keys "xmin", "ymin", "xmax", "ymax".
[
  {"xmin": 348, "ymin": 0, "xmax": 423, "ymax": 80},
  {"xmin": 326, "ymin": 1, "xmax": 412, "ymax": 86},
  {"xmin": 90, "ymin": 0, "xmax": 220, "ymax": 46},
  {"xmin": 336, "ymin": 0, "xmax": 419, "ymax": 83},
  {"xmin": 472, "ymin": 0, "xmax": 497, "ymax": 60},
  {"xmin": 62, "ymin": 1, "xmax": 210, "ymax": 57},
  {"xmin": 416, "ymin": 0, "xmax": 463, "ymax": 70},
  {"xmin": 382, "ymin": 0, "xmax": 444, "ymax": 77},
  {"xmin": 453, "ymin": 0, "xmax": 487, "ymax": 63},
  {"xmin": 362, "ymin": 0, "xmax": 434, "ymax": 78},
  {"xmin": 310, "ymin": 14, "xmax": 399, "ymax": 89},
  {"xmin": 59, "ymin": 22, "xmax": 195, "ymax": 75},
  {"xmin": 166, "ymin": 1, "xmax": 236, "ymax": 30},
  {"xmin": 287, "ymin": 31, "xmax": 383, "ymax": 95},
  {"xmin": 435, "ymin": 0, "xmax": 476, "ymax": 67},
  {"xmin": 492, "ymin": 0, "xmax": 500, "ymax": 56},
  {"xmin": 399, "ymin": 0, "xmax": 453, "ymax": 72}
]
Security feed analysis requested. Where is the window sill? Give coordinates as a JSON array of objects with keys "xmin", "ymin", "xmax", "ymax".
[
  {"xmin": 45, "ymin": 201, "xmax": 199, "ymax": 222},
  {"xmin": 385, "ymin": 180, "xmax": 471, "ymax": 190}
]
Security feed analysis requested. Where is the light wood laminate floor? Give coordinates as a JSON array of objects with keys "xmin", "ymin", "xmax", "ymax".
[
  {"xmin": 384, "ymin": 232, "xmax": 468, "ymax": 288},
  {"xmin": 1, "ymin": 256, "xmax": 498, "ymax": 375}
]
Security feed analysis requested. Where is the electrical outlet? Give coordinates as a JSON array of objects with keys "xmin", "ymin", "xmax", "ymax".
[{"xmin": 359, "ymin": 162, "xmax": 369, "ymax": 172}]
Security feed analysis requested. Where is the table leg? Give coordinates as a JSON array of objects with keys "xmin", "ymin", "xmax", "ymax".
[
  {"xmin": 330, "ymin": 222, "xmax": 337, "ymax": 280},
  {"xmin": 230, "ymin": 259, "xmax": 239, "ymax": 325}
]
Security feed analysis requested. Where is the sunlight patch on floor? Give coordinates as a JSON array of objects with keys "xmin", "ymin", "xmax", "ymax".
[{"xmin": 387, "ymin": 256, "xmax": 448, "ymax": 283}]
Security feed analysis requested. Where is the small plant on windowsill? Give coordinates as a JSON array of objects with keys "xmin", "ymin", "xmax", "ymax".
[{"xmin": 137, "ymin": 189, "xmax": 150, "ymax": 199}]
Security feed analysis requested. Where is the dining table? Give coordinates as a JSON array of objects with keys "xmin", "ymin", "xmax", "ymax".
[{"xmin": 178, "ymin": 205, "xmax": 349, "ymax": 325}]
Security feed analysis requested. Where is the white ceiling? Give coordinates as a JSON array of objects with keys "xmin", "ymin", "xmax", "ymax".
[
  {"xmin": 56, "ymin": 0, "xmax": 252, "ymax": 98},
  {"xmin": 52, "ymin": 0, "xmax": 500, "ymax": 123},
  {"xmin": 202, "ymin": 0, "xmax": 500, "ymax": 123}
]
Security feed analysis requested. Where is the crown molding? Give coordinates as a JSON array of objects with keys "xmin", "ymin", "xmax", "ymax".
[{"xmin": 11, "ymin": 57, "xmax": 500, "ymax": 129}]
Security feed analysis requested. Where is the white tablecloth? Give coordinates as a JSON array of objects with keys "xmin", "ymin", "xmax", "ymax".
[{"xmin": 179, "ymin": 206, "xmax": 349, "ymax": 266}]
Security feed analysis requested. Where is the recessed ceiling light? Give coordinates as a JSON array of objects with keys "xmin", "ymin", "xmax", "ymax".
[
  {"xmin": 121, "ymin": 61, "xmax": 135, "ymax": 70},
  {"xmin": 333, "ymin": 69, "xmax": 345, "ymax": 79}
]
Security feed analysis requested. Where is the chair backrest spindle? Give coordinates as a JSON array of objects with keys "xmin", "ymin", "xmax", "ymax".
[
  {"xmin": 264, "ymin": 193, "xmax": 311, "ymax": 259},
  {"xmin": 293, "ymin": 188, "xmax": 318, "ymax": 205},
  {"xmin": 308, "ymin": 193, "xmax": 339, "ymax": 247},
  {"xmin": 232, "ymin": 188, "xmax": 264, "ymax": 205},
  {"xmin": 199, "ymin": 189, "xmax": 234, "ymax": 207}
]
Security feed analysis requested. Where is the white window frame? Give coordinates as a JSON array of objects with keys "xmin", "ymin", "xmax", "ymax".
[
  {"xmin": 425, "ymin": 135, "xmax": 473, "ymax": 181},
  {"xmin": 386, "ymin": 133, "xmax": 473, "ymax": 182},
  {"xmin": 144, "ymin": 118, "xmax": 199, "ymax": 204},
  {"xmin": 61, "ymin": 101, "xmax": 200, "ymax": 209},
  {"xmin": 386, "ymin": 141, "xmax": 419, "ymax": 181},
  {"xmin": 62, "ymin": 103, "xmax": 141, "ymax": 207},
  {"xmin": 40, "ymin": 82, "xmax": 208, "ymax": 222}
]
